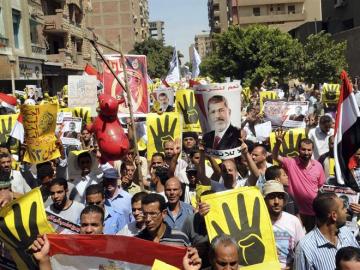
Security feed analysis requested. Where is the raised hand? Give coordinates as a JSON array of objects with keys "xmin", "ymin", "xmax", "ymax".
[
  {"xmin": 211, "ymin": 193, "xmax": 265, "ymax": 266},
  {"xmin": 178, "ymin": 92, "xmax": 199, "ymax": 124},
  {"xmin": 149, "ymin": 115, "xmax": 177, "ymax": 152},
  {"xmin": 274, "ymin": 128, "xmax": 286, "ymax": 144},
  {"xmin": 73, "ymin": 108, "xmax": 89, "ymax": 124}
]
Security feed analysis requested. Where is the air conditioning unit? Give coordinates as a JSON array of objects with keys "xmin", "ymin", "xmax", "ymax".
[{"xmin": 334, "ymin": 0, "xmax": 346, "ymax": 8}]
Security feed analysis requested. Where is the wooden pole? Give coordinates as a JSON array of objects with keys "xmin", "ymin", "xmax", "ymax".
[{"xmin": 89, "ymin": 39, "xmax": 144, "ymax": 191}]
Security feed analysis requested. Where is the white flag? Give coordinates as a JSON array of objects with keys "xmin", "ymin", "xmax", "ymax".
[
  {"xmin": 165, "ymin": 47, "xmax": 180, "ymax": 83},
  {"xmin": 191, "ymin": 47, "xmax": 201, "ymax": 78}
]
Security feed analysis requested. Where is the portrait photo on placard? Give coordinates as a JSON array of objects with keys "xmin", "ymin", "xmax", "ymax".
[
  {"xmin": 151, "ymin": 88, "xmax": 175, "ymax": 113},
  {"xmin": 195, "ymin": 82, "xmax": 241, "ymax": 159},
  {"xmin": 61, "ymin": 117, "xmax": 82, "ymax": 146}
]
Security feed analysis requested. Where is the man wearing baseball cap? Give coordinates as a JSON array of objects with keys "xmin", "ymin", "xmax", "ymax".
[{"xmin": 263, "ymin": 180, "xmax": 304, "ymax": 270}]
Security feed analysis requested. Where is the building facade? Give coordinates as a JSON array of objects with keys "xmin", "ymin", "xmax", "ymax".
[
  {"xmin": 195, "ymin": 33, "xmax": 211, "ymax": 59},
  {"xmin": 208, "ymin": 0, "xmax": 322, "ymax": 34},
  {"xmin": 149, "ymin": 20, "xmax": 164, "ymax": 42},
  {"xmin": 0, "ymin": 0, "xmax": 98, "ymax": 95},
  {"xmin": 86, "ymin": 0, "xmax": 149, "ymax": 53}
]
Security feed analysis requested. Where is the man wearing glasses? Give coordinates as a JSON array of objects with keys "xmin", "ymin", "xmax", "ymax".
[
  {"xmin": 136, "ymin": 193, "xmax": 190, "ymax": 247},
  {"xmin": 85, "ymin": 184, "xmax": 128, "ymax": 234}
]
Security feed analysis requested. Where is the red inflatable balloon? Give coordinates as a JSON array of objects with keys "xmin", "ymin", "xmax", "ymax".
[{"xmin": 89, "ymin": 94, "xmax": 129, "ymax": 162}]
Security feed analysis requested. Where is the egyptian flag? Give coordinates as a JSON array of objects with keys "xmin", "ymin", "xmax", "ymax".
[
  {"xmin": 0, "ymin": 93, "xmax": 17, "ymax": 112},
  {"xmin": 334, "ymin": 70, "xmax": 360, "ymax": 191},
  {"xmin": 9, "ymin": 114, "xmax": 24, "ymax": 143},
  {"xmin": 47, "ymin": 234, "xmax": 185, "ymax": 269}
]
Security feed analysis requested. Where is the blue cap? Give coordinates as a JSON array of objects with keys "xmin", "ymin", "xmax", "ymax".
[{"xmin": 103, "ymin": 168, "xmax": 119, "ymax": 180}]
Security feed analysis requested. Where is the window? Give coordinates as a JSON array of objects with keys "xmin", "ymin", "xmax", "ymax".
[
  {"xmin": 288, "ymin": 5, "xmax": 295, "ymax": 14},
  {"xmin": 277, "ymin": 5, "xmax": 281, "ymax": 11},
  {"xmin": 29, "ymin": 19, "xmax": 39, "ymax": 44},
  {"xmin": 270, "ymin": 5, "xmax": 274, "ymax": 12},
  {"xmin": 0, "ymin": 8, "xmax": 5, "ymax": 37},
  {"xmin": 253, "ymin": 7, "xmax": 260, "ymax": 16},
  {"xmin": 12, "ymin": 9, "xmax": 22, "ymax": 49}
]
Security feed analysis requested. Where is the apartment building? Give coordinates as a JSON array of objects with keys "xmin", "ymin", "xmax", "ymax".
[
  {"xmin": 86, "ymin": 0, "xmax": 149, "ymax": 53},
  {"xmin": 195, "ymin": 33, "xmax": 211, "ymax": 59},
  {"xmin": 208, "ymin": 0, "xmax": 322, "ymax": 33},
  {"xmin": 149, "ymin": 20, "xmax": 164, "ymax": 42}
]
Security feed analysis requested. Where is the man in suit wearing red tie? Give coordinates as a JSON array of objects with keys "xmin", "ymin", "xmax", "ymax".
[{"xmin": 203, "ymin": 95, "xmax": 240, "ymax": 151}]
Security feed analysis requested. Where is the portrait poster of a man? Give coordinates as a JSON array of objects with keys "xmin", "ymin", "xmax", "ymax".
[{"xmin": 195, "ymin": 83, "xmax": 242, "ymax": 159}]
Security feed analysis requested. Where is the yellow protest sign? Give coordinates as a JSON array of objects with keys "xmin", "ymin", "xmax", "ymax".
[
  {"xmin": 59, "ymin": 107, "xmax": 91, "ymax": 124},
  {"xmin": 329, "ymin": 158, "xmax": 335, "ymax": 176},
  {"xmin": 242, "ymin": 86, "xmax": 251, "ymax": 104},
  {"xmin": 21, "ymin": 103, "xmax": 60, "ymax": 164},
  {"xmin": 0, "ymin": 114, "xmax": 18, "ymax": 146},
  {"xmin": 176, "ymin": 89, "xmax": 202, "ymax": 132},
  {"xmin": 270, "ymin": 128, "xmax": 306, "ymax": 162},
  {"xmin": 0, "ymin": 188, "xmax": 55, "ymax": 270},
  {"xmin": 152, "ymin": 259, "xmax": 180, "ymax": 270},
  {"xmin": 321, "ymin": 83, "xmax": 340, "ymax": 105},
  {"xmin": 202, "ymin": 187, "xmax": 280, "ymax": 270},
  {"xmin": 146, "ymin": 112, "xmax": 181, "ymax": 159},
  {"xmin": 260, "ymin": 91, "xmax": 278, "ymax": 112}
]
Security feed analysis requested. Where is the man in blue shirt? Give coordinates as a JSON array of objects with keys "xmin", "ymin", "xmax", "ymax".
[
  {"xmin": 102, "ymin": 168, "xmax": 133, "ymax": 223},
  {"xmin": 164, "ymin": 177, "xmax": 193, "ymax": 230},
  {"xmin": 85, "ymin": 184, "xmax": 128, "ymax": 234},
  {"xmin": 295, "ymin": 192, "xmax": 359, "ymax": 270}
]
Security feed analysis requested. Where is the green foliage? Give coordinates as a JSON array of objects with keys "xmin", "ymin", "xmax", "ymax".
[
  {"xmin": 301, "ymin": 31, "xmax": 347, "ymax": 85},
  {"xmin": 201, "ymin": 25, "xmax": 347, "ymax": 87},
  {"xmin": 130, "ymin": 38, "xmax": 183, "ymax": 79}
]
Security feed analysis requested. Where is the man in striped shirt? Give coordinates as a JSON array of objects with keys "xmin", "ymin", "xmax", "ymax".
[
  {"xmin": 295, "ymin": 192, "xmax": 359, "ymax": 270},
  {"xmin": 137, "ymin": 193, "xmax": 190, "ymax": 247}
]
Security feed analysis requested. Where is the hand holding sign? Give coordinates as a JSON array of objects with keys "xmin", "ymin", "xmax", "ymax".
[
  {"xmin": 211, "ymin": 193, "xmax": 265, "ymax": 266},
  {"xmin": 178, "ymin": 92, "xmax": 199, "ymax": 124},
  {"xmin": 149, "ymin": 114, "xmax": 178, "ymax": 152}
]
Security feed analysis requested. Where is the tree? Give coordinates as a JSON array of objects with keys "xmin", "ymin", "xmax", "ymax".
[
  {"xmin": 201, "ymin": 25, "xmax": 303, "ymax": 88},
  {"xmin": 130, "ymin": 38, "xmax": 183, "ymax": 79},
  {"xmin": 301, "ymin": 31, "xmax": 347, "ymax": 86}
]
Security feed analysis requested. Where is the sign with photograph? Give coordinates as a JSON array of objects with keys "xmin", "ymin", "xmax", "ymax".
[
  {"xmin": 264, "ymin": 101, "xmax": 309, "ymax": 128},
  {"xmin": 60, "ymin": 117, "xmax": 82, "ymax": 146},
  {"xmin": 68, "ymin": 75, "xmax": 97, "ymax": 117},
  {"xmin": 195, "ymin": 82, "xmax": 241, "ymax": 159},
  {"xmin": 150, "ymin": 88, "xmax": 175, "ymax": 113}
]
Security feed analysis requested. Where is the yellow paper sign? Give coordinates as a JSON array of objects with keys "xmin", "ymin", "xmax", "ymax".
[
  {"xmin": 242, "ymin": 87, "xmax": 251, "ymax": 104},
  {"xmin": 322, "ymin": 83, "xmax": 340, "ymax": 105},
  {"xmin": 202, "ymin": 187, "xmax": 280, "ymax": 270},
  {"xmin": 260, "ymin": 91, "xmax": 278, "ymax": 112},
  {"xmin": 59, "ymin": 107, "xmax": 91, "ymax": 124},
  {"xmin": 0, "ymin": 188, "xmax": 55, "ymax": 270},
  {"xmin": 270, "ymin": 128, "xmax": 306, "ymax": 162},
  {"xmin": 146, "ymin": 112, "xmax": 181, "ymax": 159},
  {"xmin": 176, "ymin": 89, "xmax": 202, "ymax": 132},
  {"xmin": 152, "ymin": 259, "xmax": 180, "ymax": 270},
  {"xmin": 329, "ymin": 158, "xmax": 335, "ymax": 176},
  {"xmin": 21, "ymin": 104, "xmax": 60, "ymax": 164},
  {"xmin": 0, "ymin": 114, "xmax": 18, "ymax": 146}
]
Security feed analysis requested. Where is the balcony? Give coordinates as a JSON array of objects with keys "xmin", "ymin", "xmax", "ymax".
[
  {"xmin": 31, "ymin": 44, "xmax": 46, "ymax": 55},
  {"xmin": 234, "ymin": 0, "xmax": 304, "ymax": 6},
  {"xmin": 44, "ymin": 9, "xmax": 68, "ymax": 33},
  {"xmin": 239, "ymin": 12, "xmax": 305, "ymax": 24},
  {"xmin": 0, "ymin": 36, "xmax": 9, "ymax": 47}
]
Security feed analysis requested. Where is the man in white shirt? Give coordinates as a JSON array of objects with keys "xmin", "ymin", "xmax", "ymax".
[
  {"xmin": 46, "ymin": 178, "xmax": 84, "ymax": 234},
  {"xmin": 308, "ymin": 115, "xmax": 334, "ymax": 160},
  {"xmin": 263, "ymin": 180, "xmax": 305, "ymax": 269},
  {"xmin": 0, "ymin": 152, "xmax": 31, "ymax": 196}
]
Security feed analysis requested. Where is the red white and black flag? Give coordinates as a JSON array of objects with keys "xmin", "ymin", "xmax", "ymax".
[{"xmin": 334, "ymin": 70, "xmax": 360, "ymax": 191}]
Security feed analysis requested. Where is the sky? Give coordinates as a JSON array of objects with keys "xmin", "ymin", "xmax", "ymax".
[{"xmin": 149, "ymin": 0, "xmax": 209, "ymax": 63}]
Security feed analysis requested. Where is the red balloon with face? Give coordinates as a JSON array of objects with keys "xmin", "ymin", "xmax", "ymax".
[{"xmin": 89, "ymin": 94, "xmax": 129, "ymax": 162}]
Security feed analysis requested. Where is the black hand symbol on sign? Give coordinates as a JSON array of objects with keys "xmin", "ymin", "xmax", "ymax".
[
  {"xmin": 0, "ymin": 202, "xmax": 40, "ymax": 269},
  {"xmin": 73, "ymin": 108, "xmax": 89, "ymax": 124},
  {"xmin": 0, "ymin": 117, "xmax": 13, "ymax": 145},
  {"xmin": 149, "ymin": 115, "xmax": 177, "ymax": 152},
  {"xmin": 211, "ymin": 194, "xmax": 265, "ymax": 266},
  {"xmin": 178, "ymin": 92, "xmax": 199, "ymax": 124},
  {"xmin": 281, "ymin": 129, "xmax": 304, "ymax": 158}
]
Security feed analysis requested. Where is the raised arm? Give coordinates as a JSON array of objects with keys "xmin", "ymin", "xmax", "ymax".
[
  {"xmin": 240, "ymin": 140, "xmax": 260, "ymax": 186},
  {"xmin": 272, "ymin": 128, "xmax": 286, "ymax": 164}
]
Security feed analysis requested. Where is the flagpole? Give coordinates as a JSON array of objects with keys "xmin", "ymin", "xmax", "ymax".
[{"xmin": 88, "ymin": 39, "xmax": 144, "ymax": 191}]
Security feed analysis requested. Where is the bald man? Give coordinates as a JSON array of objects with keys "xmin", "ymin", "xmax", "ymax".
[{"xmin": 164, "ymin": 177, "xmax": 194, "ymax": 230}]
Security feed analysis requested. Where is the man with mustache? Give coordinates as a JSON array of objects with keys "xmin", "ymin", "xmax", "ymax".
[
  {"xmin": 203, "ymin": 95, "xmax": 240, "ymax": 151},
  {"xmin": 273, "ymin": 129, "xmax": 325, "ymax": 233}
]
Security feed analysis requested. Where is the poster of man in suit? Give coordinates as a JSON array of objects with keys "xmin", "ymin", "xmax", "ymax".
[
  {"xmin": 150, "ymin": 88, "xmax": 175, "ymax": 113},
  {"xmin": 195, "ymin": 82, "xmax": 241, "ymax": 159}
]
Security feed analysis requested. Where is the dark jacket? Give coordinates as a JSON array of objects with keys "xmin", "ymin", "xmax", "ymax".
[{"xmin": 203, "ymin": 124, "xmax": 240, "ymax": 150}]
